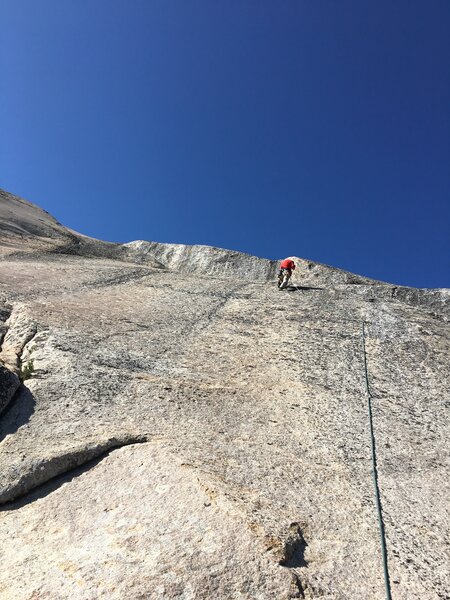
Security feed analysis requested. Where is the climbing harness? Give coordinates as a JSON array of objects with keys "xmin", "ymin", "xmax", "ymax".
[{"xmin": 361, "ymin": 321, "xmax": 392, "ymax": 600}]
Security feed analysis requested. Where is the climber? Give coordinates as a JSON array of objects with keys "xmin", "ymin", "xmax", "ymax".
[{"xmin": 278, "ymin": 258, "xmax": 296, "ymax": 289}]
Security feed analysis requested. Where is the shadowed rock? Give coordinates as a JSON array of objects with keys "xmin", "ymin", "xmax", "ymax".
[{"xmin": 0, "ymin": 365, "xmax": 20, "ymax": 415}]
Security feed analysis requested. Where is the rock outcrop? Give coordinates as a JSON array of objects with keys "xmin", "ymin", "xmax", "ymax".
[{"xmin": 0, "ymin": 189, "xmax": 448, "ymax": 599}]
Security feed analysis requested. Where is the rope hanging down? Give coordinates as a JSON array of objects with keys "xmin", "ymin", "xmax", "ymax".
[{"xmin": 361, "ymin": 321, "xmax": 392, "ymax": 600}]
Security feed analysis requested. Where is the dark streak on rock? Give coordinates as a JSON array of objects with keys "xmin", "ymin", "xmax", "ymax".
[{"xmin": 289, "ymin": 572, "xmax": 306, "ymax": 599}]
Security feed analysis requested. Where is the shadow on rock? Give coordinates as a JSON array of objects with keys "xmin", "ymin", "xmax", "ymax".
[
  {"xmin": 0, "ymin": 453, "xmax": 109, "ymax": 511},
  {"xmin": 282, "ymin": 538, "xmax": 308, "ymax": 568},
  {"xmin": 0, "ymin": 385, "xmax": 35, "ymax": 443},
  {"xmin": 0, "ymin": 434, "xmax": 147, "ymax": 509},
  {"xmin": 279, "ymin": 523, "xmax": 308, "ymax": 569}
]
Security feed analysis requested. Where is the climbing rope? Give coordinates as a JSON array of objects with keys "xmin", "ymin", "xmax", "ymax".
[{"xmin": 361, "ymin": 321, "xmax": 392, "ymax": 600}]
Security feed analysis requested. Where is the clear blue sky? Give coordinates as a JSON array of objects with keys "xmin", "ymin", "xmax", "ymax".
[{"xmin": 1, "ymin": 1, "xmax": 449, "ymax": 287}]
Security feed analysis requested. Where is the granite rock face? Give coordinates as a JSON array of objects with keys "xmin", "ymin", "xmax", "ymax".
[{"xmin": 0, "ymin": 189, "xmax": 449, "ymax": 600}]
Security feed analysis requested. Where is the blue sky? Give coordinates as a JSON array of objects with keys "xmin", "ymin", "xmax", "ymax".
[{"xmin": 1, "ymin": 1, "xmax": 449, "ymax": 287}]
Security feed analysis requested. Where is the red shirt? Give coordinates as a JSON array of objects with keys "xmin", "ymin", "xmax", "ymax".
[{"xmin": 280, "ymin": 259, "xmax": 295, "ymax": 270}]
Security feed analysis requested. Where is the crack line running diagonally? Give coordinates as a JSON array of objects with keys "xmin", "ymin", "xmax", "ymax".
[
  {"xmin": 178, "ymin": 282, "xmax": 248, "ymax": 340},
  {"xmin": 85, "ymin": 268, "xmax": 156, "ymax": 289},
  {"xmin": 361, "ymin": 321, "xmax": 392, "ymax": 600},
  {"xmin": 0, "ymin": 434, "xmax": 149, "ymax": 507}
]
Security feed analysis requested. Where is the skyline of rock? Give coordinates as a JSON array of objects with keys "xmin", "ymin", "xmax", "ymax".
[{"xmin": 0, "ymin": 188, "xmax": 448, "ymax": 599}]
